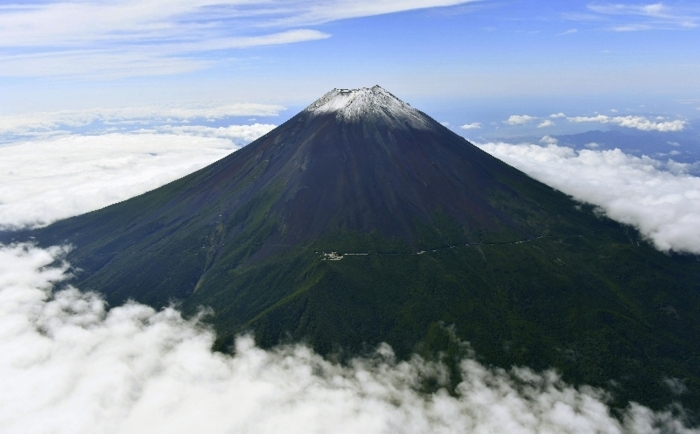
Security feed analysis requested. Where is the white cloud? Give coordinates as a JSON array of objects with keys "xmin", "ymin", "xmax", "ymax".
[
  {"xmin": 558, "ymin": 28, "xmax": 578, "ymax": 35},
  {"xmin": 0, "ymin": 133, "xmax": 246, "ymax": 230},
  {"xmin": 0, "ymin": 1, "xmax": 475, "ymax": 46},
  {"xmin": 0, "ymin": 242, "xmax": 696, "ymax": 434},
  {"xmin": 584, "ymin": 142, "xmax": 600, "ymax": 149},
  {"xmin": 567, "ymin": 115, "xmax": 686, "ymax": 132},
  {"xmin": 505, "ymin": 115, "xmax": 537, "ymax": 125},
  {"xmin": 261, "ymin": 0, "xmax": 480, "ymax": 27},
  {"xmin": 478, "ymin": 142, "xmax": 700, "ymax": 254},
  {"xmin": 568, "ymin": 114, "xmax": 609, "ymax": 123},
  {"xmin": 588, "ymin": 3, "xmax": 700, "ymax": 31},
  {"xmin": 146, "ymin": 124, "xmax": 276, "ymax": 143},
  {"xmin": 0, "ymin": 30, "xmax": 332, "ymax": 78},
  {"xmin": 0, "ymin": 0, "xmax": 475, "ymax": 78},
  {"xmin": 550, "ymin": 113, "xmax": 566, "ymax": 119},
  {"xmin": 0, "ymin": 105, "xmax": 284, "ymax": 138},
  {"xmin": 460, "ymin": 122, "xmax": 481, "ymax": 130},
  {"xmin": 201, "ymin": 29, "xmax": 332, "ymax": 50},
  {"xmin": 538, "ymin": 120, "xmax": 555, "ymax": 128},
  {"xmin": 611, "ymin": 24, "xmax": 653, "ymax": 32},
  {"xmin": 540, "ymin": 135, "xmax": 558, "ymax": 145},
  {"xmin": 0, "ymin": 3, "xmax": 335, "ymax": 48},
  {"xmin": 0, "ymin": 50, "xmax": 213, "ymax": 79}
]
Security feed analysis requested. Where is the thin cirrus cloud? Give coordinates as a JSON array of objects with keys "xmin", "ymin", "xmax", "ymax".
[
  {"xmin": 0, "ymin": 49, "xmax": 213, "ymax": 79},
  {"xmin": 0, "ymin": 30, "xmax": 331, "ymax": 78},
  {"xmin": 0, "ymin": 2, "xmax": 326, "ymax": 47},
  {"xmin": 0, "ymin": 0, "xmax": 477, "ymax": 78},
  {"xmin": 479, "ymin": 140, "xmax": 700, "ymax": 255},
  {"xmin": 265, "ymin": 0, "xmax": 480, "ymax": 26},
  {"xmin": 587, "ymin": 2, "xmax": 700, "ymax": 31},
  {"xmin": 0, "ymin": 243, "xmax": 696, "ymax": 433}
]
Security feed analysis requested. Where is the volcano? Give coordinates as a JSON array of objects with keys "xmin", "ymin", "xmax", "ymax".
[{"xmin": 14, "ymin": 86, "xmax": 700, "ymax": 411}]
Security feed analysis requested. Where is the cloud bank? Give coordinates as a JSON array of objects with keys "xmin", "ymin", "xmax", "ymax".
[
  {"xmin": 479, "ymin": 141, "xmax": 700, "ymax": 254},
  {"xmin": 0, "ymin": 104, "xmax": 283, "ymax": 139},
  {"xmin": 567, "ymin": 115, "xmax": 686, "ymax": 132},
  {"xmin": 495, "ymin": 112, "xmax": 687, "ymax": 133},
  {"xmin": 0, "ymin": 133, "xmax": 245, "ymax": 230},
  {"xmin": 0, "ymin": 101, "xmax": 279, "ymax": 231},
  {"xmin": 147, "ymin": 124, "xmax": 276, "ymax": 143},
  {"xmin": 0, "ymin": 242, "xmax": 696, "ymax": 434}
]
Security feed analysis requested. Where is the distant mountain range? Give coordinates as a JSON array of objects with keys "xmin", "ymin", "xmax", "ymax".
[
  {"xmin": 6, "ymin": 86, "xmax": 700, "ymax": 414},
  {"xmin": 494, "ymin": 120, "xmax": 700, "ymax": 167}
]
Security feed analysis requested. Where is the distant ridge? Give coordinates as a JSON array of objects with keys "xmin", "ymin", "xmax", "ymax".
[{"xmin": 14, "ymin": 86, "xmax": 700, "ymax": 413}]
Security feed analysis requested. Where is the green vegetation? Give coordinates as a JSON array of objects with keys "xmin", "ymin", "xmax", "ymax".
[{"xmin": 192, "ymin": 222, "xmax": 700, "ymax": 412}]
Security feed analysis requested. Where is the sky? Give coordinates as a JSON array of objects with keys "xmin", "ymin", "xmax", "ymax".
[
  {"xmin": 1, "ymin": 0, "xmax": 699, "ymax": 121},
  {"xmin": 2, "ymin": 0, "xmax": 700, "ymax": 432}
]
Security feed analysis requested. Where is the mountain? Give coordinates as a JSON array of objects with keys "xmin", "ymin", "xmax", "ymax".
[
  {"xmin": 9, "ymin": 86, "xmax": 700, "ymax": 412},
  {"xmin": 553, "ymin": 126, "xmax": 700, "ymax": 165}
]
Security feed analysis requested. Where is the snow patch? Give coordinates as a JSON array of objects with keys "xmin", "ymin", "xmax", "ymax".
[{"xmin": 305, "ymin": 86, "xmax": 433, "ymax": 130}]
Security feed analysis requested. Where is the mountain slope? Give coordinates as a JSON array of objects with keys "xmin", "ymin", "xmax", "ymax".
[{"xmin": 12, "ymin": 86, "xmax": 700, "ymax": 412}]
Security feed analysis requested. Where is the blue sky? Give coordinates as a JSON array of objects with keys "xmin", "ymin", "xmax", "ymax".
[{"xmin": 1, "ymin": 0, "xmax": 699, "ymax": 136}]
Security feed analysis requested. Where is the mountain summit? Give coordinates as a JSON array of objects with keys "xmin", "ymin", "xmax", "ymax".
[
  {"xmin": 16, "ymin": 86, "xmax": 700, "ymax": 411},
  {"xmin": 305, "ymin": 85, "xmax": 433, "ymax": 129}
]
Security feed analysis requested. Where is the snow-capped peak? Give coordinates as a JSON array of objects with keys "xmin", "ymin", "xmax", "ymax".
[{"xmin": 305, "ymin": 85, "xmax": 433, "ymax": 130}]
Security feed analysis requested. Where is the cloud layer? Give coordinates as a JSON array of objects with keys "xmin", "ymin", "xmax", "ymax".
[
  {"xmin": 479, "ymin": 141, "xmax": 700, "ymax": 254},
  {"xmin": 0, "ymin": 133, "xmax": 244, "ymax": 230},
  {"xmin": 568, "ymin": 115, "xmax": 686, "ymax": 132},
  {"xmin": 0, "ymin": 242, "xmax": 696, "ymax": 434},
  {"xmin": 147, "ymin": 123, "xmax": 276, "ymax": 143},
  {"xmin": 0, "ymin": 104, "xmax": 283, "ymax": 139},
  {"xmin": 495, "ymin": 113, "xmax": 686, "ymax": 132}
]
